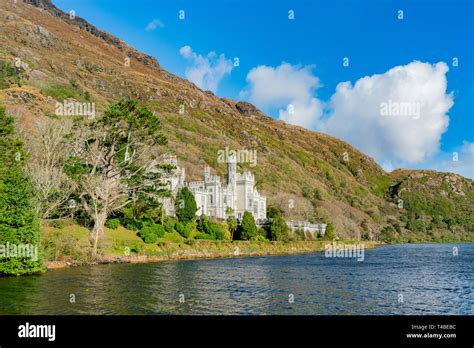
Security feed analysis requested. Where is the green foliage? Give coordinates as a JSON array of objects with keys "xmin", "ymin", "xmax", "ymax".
[
  {"xmin": 196, "ymin": 214, "xmax": 227, "ymax": 240},
  {"xmin": 324, "ymin": 223, "xmax": 336, "ymax": 240},
  {"xmin": 164, "ymin": 216, "xmax": 176, "ymax": 233},
  {"xmin": 226, "ymin": 215, "xmax": 238, "ymax": 240},
  {"xmin": 175, "ymin": 221, "xmax": 193, "ymax": 238},
  {"xmin": 105, "ymin": 218, "xmax": 120, "ymax": 229},
  {"xmin": 380, "ymin": 225, "xmax": 401, "ymax": 244},
  {"xmin": 294, "ymin": 227, "xmax": 306, "ymax": 241},
  {"xmin": 64, "ymin": 99, "xmax": 169, "ymax": 254},
  {"xmin": 49, "ymin": 219, "xmax": 66, "ymax": 229},
  {"xmin": 370, "ymin": 175, "xmax": 393, "ymax": 197},
  {"xmin": 138, "ymin": 223, "xmax": 165, "ymax": 244},
  {"xmin": 267, "ymin": 205, "xmax": 284, "ymax": 219},
  {"xmin": 0, "ymin": 106, "xmax": 44, "ymax": 275},
  {"xmin": 42, "ymin": 231, "xmax": 84, "ymax": 262},
  {"xmin": 162, "ymin": 231, "xmax": 185, "ymax": 242},
  {"xmin": 313, "ymin": 188, "xmax": 323, "ymax": 200},
  {"xmin": 175, "ymin": 187, "xmax": 197, "ymax": 223},
  {"xmin": 0, "ymin": 60, "xmax": 20, "ymax": 89},
  {"xmin": 239, "ymin": 211, "xmax": 258, "ymax": 240},
  {"xmin": 195, "ymin": 232, "xmax": 216, "ymax": 240},
  {"xmin": 270, "ymin": 215, "xmax": 289, "ymax": 241},
  {"xmin": 120, "ymin": 197, "xmax": 162, "ymax": 231},
  {"xmin": 41, "ymin": 83, "xmax": 84, "ymax": 102}
]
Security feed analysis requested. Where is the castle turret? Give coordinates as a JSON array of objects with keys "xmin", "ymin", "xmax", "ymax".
[
  {"xmin": 204, "ymin": 166, "xmax": 211, "ymax": 181},
  {"xmin": 227, "ymin": 154, "xmax": 237, "ymax": 189}
]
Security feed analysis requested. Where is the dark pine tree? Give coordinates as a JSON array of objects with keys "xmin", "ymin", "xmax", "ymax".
[
  {"xmin": 175, "ymin": 186, "xmax": 197, "ymax": 223},
  {"xmin": 0, "ymin": 105, "xmax": 44, "ymax": 275}
]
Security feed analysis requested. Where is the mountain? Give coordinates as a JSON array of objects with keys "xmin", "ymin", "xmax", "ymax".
[{"xmin": 0, "ymin": 0, "xmax": 472, "ymax": 242}]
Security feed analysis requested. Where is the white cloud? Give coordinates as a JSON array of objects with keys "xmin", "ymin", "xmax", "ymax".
[
  {"xmin": 427, "ymin": 141, "xmax": 474, "ymax": 179},
  {"xmin": 145, "ymin": 19, "xmax": 164, "ymax": 31},
  {"xmin": 325, "ymin": 61, "xmax": 453, "ymax": 164},
  {"xmin": 179, "ymin": 45, "xmax": 233, "ymax": 93},
  {"xmin": 461, "ymin": 140, "xmax": 474, "ymax": 156},
  {"xmin": 243, "ymin": 63, "xmax": 323, "ymax": 129}
]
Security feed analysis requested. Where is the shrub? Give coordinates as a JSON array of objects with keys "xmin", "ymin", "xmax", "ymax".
[
  {"xmin": 253, "ymin": 234, "xmax": 267, "ymax": 242},
  {"xmin": 380, "ymin": 226, "xmax": 400, "ymax": 244},
  {"xmin": 195, "ymin": 232, "xmax": 216, "ymax": 240},
  {"xmin": 130, "ymin": 242, "xmax": 144, "ymax": 254},
  {"xmin": 270, "ymin": 216, "xmax": 289, "ymax": 241},
  {"xmin": 196, "ymin": 215, "xmax": 227, "ymax": 240},
  {"xmin": 163, "ymin": 231, "xmax": 185, "ymax": 242},
  {"xmin": 295, "ymin": 228, "xmax": 306, "ymax": 241},
  {"xmin": 138, "ymin": 226, "xmax": 158, "ymax": 244},
  {"xmin": 164, "ymin": 217, "xmax": 176, "ymax": 233},
  {"xmin": 42, "ymin": 232, "xmax": 82, "ymax": 262},
  {"xmin": 209, "ymin": 222, "xmax": 226, "ymax": 240},
  {"xmin": 138, "ymin": 223, "xmax": 165, "ymax": 244},
  {"xmin": 50, "ymin": 219, "xmax": 65, "ymax": 229},
  {"xmin": 239, "ymin": 211, "xmax": 258, "ymax": 240},
  {"xmin": 151, "ymin": 224, "xmax": 166, "ymax": 238},
  {"xmin": 40, "ymin": 83, "xmax": 83, "ymax": 102},
  {"xmin": 175, "ymin": 221, "xmax": 192, "ymax": 238},
  {"xmin": 105, "ymin": 218, "xmax": 120, "ymax": 229},
  {"xmin": 0, "ymin": 60, "xmax": 20, "ymax": 89}
]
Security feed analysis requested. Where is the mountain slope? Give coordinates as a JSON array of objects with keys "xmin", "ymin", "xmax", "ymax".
[{"xmin": 0, "ymin": 0, "xmax": 472, "ymax": 241}]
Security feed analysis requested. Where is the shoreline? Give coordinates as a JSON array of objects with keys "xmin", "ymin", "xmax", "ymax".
[{"xmin": 46, "ymin": 240, "xmax": 381, "ymax": 270}]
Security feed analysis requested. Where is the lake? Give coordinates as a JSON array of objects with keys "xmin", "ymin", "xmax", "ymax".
[{"xmin": 0, "ymin": 243, "xmax": 472, "ymax": 315}]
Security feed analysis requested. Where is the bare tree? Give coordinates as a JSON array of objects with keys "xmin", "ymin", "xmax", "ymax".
[{"xmin": 19, "ymin": 117, "xmax": 76, "ymax": 219}]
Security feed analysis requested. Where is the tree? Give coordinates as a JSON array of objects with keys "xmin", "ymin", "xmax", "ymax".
[
  {"xmin": 0, "ymin": 105, "xmax": 44, "ymax": 275},
  {"xmin": 270, "ymin": 215, "xmax": 289, "ymax": 241},
  {"xmin": 324, "ymin": 222, "xmax": 336, "ymax": 240},
  {"xmin": 226, "ymin": 207, "xmax": 238, "ymax": 240},
  {"xmin": 266, "ymin": 204, "xmax": 284, "ymax": 219},
  {"xmin": 65, "ymin": 99, "xmax": 169, "ymax": 255},
  {"xmin": 18, "ymin": 117, "xmax": 76, "ymax": 219},
  {"xmin": 197, "ymin": 214, "xmax": 226, "ymax": 240},
  {"xmin": 175, "ymin": 187, "xmax": 197, "ymax": 223},
  {"xmin": 239, "ymin": 211, "xmax": 258, "ymax": 240}
]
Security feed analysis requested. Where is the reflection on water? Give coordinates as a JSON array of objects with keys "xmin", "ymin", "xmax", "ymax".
[{"xmin": 0, "ymin": 243, "xmax": 472, "ymax": 315}]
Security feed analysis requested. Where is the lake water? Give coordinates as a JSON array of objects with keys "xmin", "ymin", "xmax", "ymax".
[{"xmin": 0, "ymin": 243, "xmax": 472, "ymax": 315}]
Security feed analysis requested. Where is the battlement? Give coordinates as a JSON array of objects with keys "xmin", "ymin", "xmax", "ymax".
[{"xmin": 236, "ymin": 171, "xmax": 254, "ymax": 182}]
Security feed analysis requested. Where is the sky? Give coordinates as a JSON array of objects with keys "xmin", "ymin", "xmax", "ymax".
[{"xmin": 53, "ymin": 0, "xmax": 474, "ymax": 178}]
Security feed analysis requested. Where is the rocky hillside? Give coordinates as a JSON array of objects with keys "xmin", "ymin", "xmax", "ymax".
[{"xmin": 0, "ymin": 0, "xmax": 472, "ymax": 241}]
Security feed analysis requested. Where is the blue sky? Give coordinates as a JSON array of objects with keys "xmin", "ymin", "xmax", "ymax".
[{"xmin": 53, "ymin": 0, "xmax": 473, "ymax": 178}]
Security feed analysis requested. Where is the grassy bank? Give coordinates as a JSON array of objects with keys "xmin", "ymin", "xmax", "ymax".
[{"xmin": 41, "ymin": 221, "xmax": 380, "ymax": 269}]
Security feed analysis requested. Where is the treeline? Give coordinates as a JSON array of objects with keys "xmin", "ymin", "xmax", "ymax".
[
  {"xmin": 0, "ymin": 99, "xmax": 335, "ymax": 276},
  {"xmin": 0, "ymin": 105, "xmax": 43, "ymax": 275}
]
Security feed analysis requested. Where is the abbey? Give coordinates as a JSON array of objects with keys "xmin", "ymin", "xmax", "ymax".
[{"xmin": 159, "ymin": 154, "xmax": 266, "ymax": 221}]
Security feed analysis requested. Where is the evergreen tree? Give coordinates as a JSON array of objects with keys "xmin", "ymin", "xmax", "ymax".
[
  {"xmin": 324, "ymin": 222, "xmax": 336, "ymax": 240},
  {"xmin": 175, "ymin": 187, "xmax": 197, "ymax": 223},
  {"xmin": 239, "ymin": 211, "xmax": 258, "ymax": 240},
  {"xmin": 0, "ymin": 106, "xmax": 44, "ymax": 275},
  {"xmin": 270, "ymin": 215, "xmax": 289, "ymax": 241}
]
